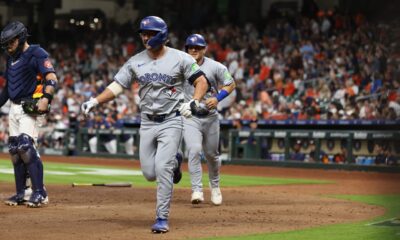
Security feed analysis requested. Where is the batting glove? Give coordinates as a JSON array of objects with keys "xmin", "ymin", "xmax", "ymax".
[
  {"xmin": 179, "ymin": 99, "xmax": 198, "ymax": 118},
  {"xmin": 81, "ymin": 97, "xmax": 99, "ymax": 116}
]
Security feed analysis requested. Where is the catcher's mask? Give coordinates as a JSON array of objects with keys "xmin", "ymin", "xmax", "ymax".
[
  {"xmin": 138, "ymin": 16, "xmax": 168, "ymax": 49},
  {"xmin": 1, "ymin": 21, "xmax": 29, "ymax": 58}
]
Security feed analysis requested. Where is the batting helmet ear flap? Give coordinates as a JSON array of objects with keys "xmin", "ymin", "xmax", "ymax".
[{"xmin": 147, "ymin": 27, "xmax": 168, "ymax": 49}]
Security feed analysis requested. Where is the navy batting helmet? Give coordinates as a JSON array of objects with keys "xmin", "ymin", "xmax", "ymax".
[
  {"xmin": 185, "ymin": 34, "xmax": 207, "ymax": 48},
  {"xmin": 138, "ymin": 16, "xmax": 168, "ymax": 49},
  {"xmin": 1, "ymin": 21, "xmax": 28, "ymax": 49},
  {"xmin": 185, "ymin": 34, "xmax": 207, "ymax": 52}
]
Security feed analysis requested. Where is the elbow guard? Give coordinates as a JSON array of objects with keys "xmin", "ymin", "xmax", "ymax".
[{"xmin": 107, "ymin": 81, "xmax": 124, "ymax": 96}]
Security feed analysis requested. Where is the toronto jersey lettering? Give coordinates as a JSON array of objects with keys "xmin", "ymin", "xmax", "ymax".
[
  {"xmin": 114, "ymin": 47, "xmax": 201, "ymax": 115},
  {"xmin": 5, "ymin": 45, "xmax": 55, "ymax": 101}
]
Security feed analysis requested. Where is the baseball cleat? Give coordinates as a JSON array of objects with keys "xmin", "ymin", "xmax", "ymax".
[
  {"xmin": 191, "ymin": 191, "xmax": 204, "ymax": 204},
  {"xmin": 151, "ymin": 218, "xmax": 169, "ymax": 233},
  {"xmin": 4, "ymin": 193, "xmax": 26, "ymax": 206},
  {"xmin": 211, "ymin": 187, "xmax": 222, "ymax": 206},
  {"xmin": 26, "ymin": 191, "xmax": 49, "ymax": 208},
  {"xmin": 173, "ymin": 153, "xmax": 183, "ymax": 184}
]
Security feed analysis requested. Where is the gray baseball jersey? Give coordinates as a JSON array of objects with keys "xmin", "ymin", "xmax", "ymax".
[
  {"xmin": 114, "ymin": 47, "xmax": 202, "ymax": 219},
  {"xmin": 184, "ymin": 57, "xmax": 233, "ymax": 104},
  {"xmin": 115, "ymin": 47, "xmax": 201, "ymax": 115},
  {"xmin": 182, "ymin": 56, "xmax": 234, "ymax": 193}
]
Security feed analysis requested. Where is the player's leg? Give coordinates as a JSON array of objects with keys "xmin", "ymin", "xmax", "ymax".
[
  {"xmin": 183, "ymin": 117, "xmax": 204, "ymax": 204},
  {"xmin": 124, "ymin": 136, "xmax": 134, "ymax": 155},
  {"xmin": 4, "ymin": 104, "xmax": 28, "ymax": 206},
  {"xmin": 4, "ymin": 136, "xmax": 28, "ymax": 206},
  {"xmin": 139, "ymin": 120, "xmax": 157, "ymax": 181},
  {"xmin": 203, "ymin": 115, "xmax": 222, "ymax": 205},
  {"xmin": 24, "ymin": 173, "xmax": 32, "ymax": 201},
  {"xmin": 17, "ymin": 133, "xmax": 48, "ymax": 207},
  {"xmin": 88, "ymin": 136, "xmax": 98, "ymax": 153},
  {"xmin": 151, "ymin": 116, "xmax": 183, "ymax": 233},
  {"xmin": 18, "ymin": 113, "xmax": 48, "ymax": 207},
  {"xmin": 104, "ymin": 139, "xmax": 117, "ymax": 154}
]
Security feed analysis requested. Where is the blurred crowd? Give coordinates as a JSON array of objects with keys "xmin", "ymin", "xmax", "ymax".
[{"xmin": 0, "ymin": 11, "xmax": 399, "ymax": 147}]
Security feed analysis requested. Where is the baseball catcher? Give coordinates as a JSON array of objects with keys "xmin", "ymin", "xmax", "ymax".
[{"xmin": 0, "ymin": 21, "xmax": 57, "ymax": 207}]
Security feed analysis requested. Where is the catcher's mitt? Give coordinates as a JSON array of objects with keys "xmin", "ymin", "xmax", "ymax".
[{"xmin": 21, "ymin": 98, "xmax": 50, "ymax": 115}]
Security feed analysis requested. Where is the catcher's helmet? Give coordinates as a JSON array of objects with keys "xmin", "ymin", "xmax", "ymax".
[
  {"xmin": 1, "ymin": 21, "xmax": 28, "ymax": 49},
  {"xmin": 138, "ymin": 16, "xmax": 168, "ymax": 49},
  {"xmin": 185, "ymin": 34, "xmax": 207, "ymax": 47}
]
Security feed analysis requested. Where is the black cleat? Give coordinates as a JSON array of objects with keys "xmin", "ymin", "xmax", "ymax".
[{"xmin": 173, "ymin": 153, "xmax": 183, "ymax": 184}]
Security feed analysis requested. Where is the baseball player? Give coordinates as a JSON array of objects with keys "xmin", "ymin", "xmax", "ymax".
[
  {"xmin": 81, "ymin": 16, "xmax": 209, "ymax": 234},
  {"xmin": 0, "ymin": 21, "xmax": 57, "ymax": 207},
  {"xmin": 181, "ymin": 34, "xmax": 236, "ymax": 205}
]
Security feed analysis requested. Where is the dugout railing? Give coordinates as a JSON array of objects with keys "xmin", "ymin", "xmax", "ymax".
[
  {"xmin": 75, "ymin": 128, "xmax": 140, "ymax": 158},
  {"xmin": 228, "ymin": 129, "xmax": 400, "ymax": 170},
  {"xmin": 7, "ymin": 125, "xmax": 397, "ymax": 172}
]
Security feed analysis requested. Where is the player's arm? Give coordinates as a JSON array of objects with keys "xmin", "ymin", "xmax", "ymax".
[
  {"xmin": 82, "ymin": 59, "xmax": 133, "ymax": 116},
  {"xmin": 192, "ymin": 75, "xmax": 209, "ymax": 101},
  {"xmin": 37, "ymin": 72, "xmax": 58, "ymax": 112},
  {"xmin": 81, "ymin": 81, "xmax": 124, "ymax": 115},
  {"xmin": 206, "ymin": 81, "xmax": 236, "ymax": 109},
  {"xmin": 206, "ymin": 66, "xmax": 236, "ymax": 109}
]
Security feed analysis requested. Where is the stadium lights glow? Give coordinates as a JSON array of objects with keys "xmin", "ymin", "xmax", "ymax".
[
  {"xmin": 94, "ymin": 18, "xmax": 99, "ymax": 23},
  {"xmin": 70, "ymin": 19, "xmax": 75, "ymax": 24},
  {"xmin": 80, "ymin": 20, "xmax": 85, "ymax": 26}
]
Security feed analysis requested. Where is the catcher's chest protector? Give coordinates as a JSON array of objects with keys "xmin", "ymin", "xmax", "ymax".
[{"xmin": 6, "ymin": 45, "xmax": 44, "ymax": 101}]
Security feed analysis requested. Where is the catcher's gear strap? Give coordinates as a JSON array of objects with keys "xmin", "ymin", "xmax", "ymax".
[
  {"xmin": 42, "ymin": 92, "xmax": 53, "ymax": 103},
  {"xmin": 107, "ymin": 81, "xmax": 124, "ymax": 96},
  {"xmin": 21, "ymin": 98, "xmax": 50, "ymax": 115},
  {"xmin": 45, "ymin": 79, "xmax": 57, "ymax": 88}
]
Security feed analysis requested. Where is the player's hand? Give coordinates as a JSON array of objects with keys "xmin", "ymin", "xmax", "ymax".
[
  {"xmin": 179, "ymin": 100, "xmax": 198, "ymax": 118},
  {"xmin": 81, "ymin": 97, "xmax": 99, "ymax": 116},
  {"xmin": 205, "ymin": 97, "xmax": 218, "ymax": 109},
  {"xmin": 37, "ymin": 98, "xmax": 50, "ymax": 113}
]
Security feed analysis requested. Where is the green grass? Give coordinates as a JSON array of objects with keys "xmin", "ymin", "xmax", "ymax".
[
  {"xmin": 199, "ymin": 195, "xmax": 400, "ymax": 240},
  {"xmin": 0, "ymin": 159, "xmax": 330, "ymax": 188}
]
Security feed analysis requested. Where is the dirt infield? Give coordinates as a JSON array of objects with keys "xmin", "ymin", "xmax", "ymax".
[{"xmin": 1, "ymin": 155, "xmax": 399, "ymax": 240}]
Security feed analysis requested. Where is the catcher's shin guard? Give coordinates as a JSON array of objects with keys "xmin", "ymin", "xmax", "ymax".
[
  {"xmin": 17, "ymin": 134, "xmax": 45, "ymax": 195},
  {"xmin": 8, "ymin": 136, "xmax": 26, "ymax": 195}
]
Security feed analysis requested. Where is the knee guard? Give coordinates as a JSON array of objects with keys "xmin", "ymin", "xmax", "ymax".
[
  {"xmin": 8, "ymin": 136, "xmax": 20, "ymax": 164},
  {"xmin": 17, "ymin": 134, "xmax": 40, "ymax": 164},
  {"xmin": 17, "ymin": 134, "xmax": 45, "ymax": 193}
]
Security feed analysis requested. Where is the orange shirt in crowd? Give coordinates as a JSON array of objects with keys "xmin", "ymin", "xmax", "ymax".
[
  {"xmin": 216, "ymin": 48, "xmax": 231, "ymax": 62},
  {"xmin": 352, "ymin": 74, "xmax": 362, "ymax": 86},
  {"xmin": 259, "ymin": 65, "xmax": 270, "ymax": 81},
  {"xmin": 388, "ymin": 91, "xmax": 397, "ymax": 102},
  {"xmin": 275, "ymin": 79, "xmax": 283, "ymax": 92},
  {"xmin": 284, "ymin": 82, "xmax": 295, "ymax": 97},
  {"xmin": 346, "ymin": 87, "xmax": 355, "ymax": 97},
  {"xmin": 305, "ymin": 88, "xmax": 317, "ymax": 98},
  {"xmin": 126, "ymin": 42, "xmax": 136, "ymax": 56},
  {"xmin": 0, "ymin": 76, "xmax": 5, "ymax": 88},
  {"xmin": 64, "ymin": 73, "xmax": 74, "ymax": 88}
]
